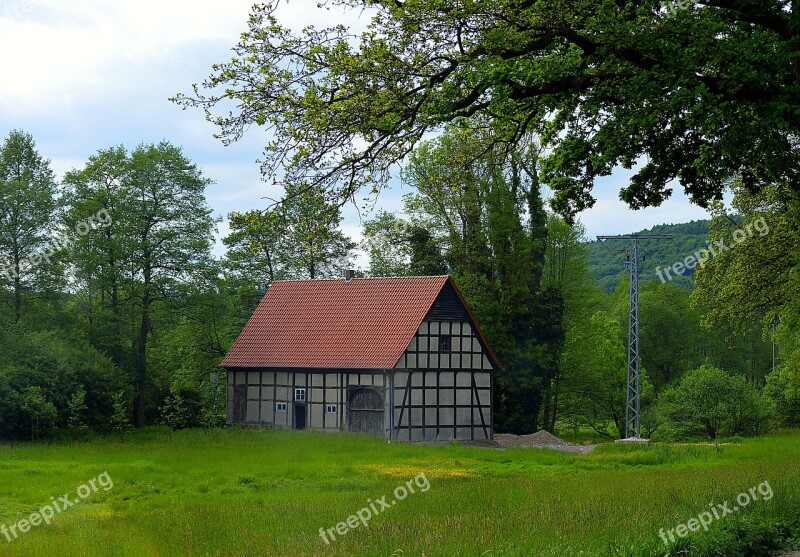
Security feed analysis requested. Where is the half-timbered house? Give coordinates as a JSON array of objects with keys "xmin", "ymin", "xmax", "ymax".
[{"xmin": 220, "ymin": 275, "xmax": 500, "ymax": 441}]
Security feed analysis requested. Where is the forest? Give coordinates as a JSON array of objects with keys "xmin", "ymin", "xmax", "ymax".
[{"xmin": 1, "ymin": 124, "xmax": 796, "ymax": 442}]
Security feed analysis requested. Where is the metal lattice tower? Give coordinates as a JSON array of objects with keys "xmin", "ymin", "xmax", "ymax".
[{"xmin": 597, "ymin": 234, "xmax": 671, "ymax": 439}]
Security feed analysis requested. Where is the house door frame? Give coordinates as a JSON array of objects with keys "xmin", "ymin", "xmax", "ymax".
[{"xmin": 294, "ymin": 403, "xmax": 306, "ymax": 430}]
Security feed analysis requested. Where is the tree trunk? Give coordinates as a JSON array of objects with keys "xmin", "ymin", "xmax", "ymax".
[
  {"xmin": 108, "ymin": 228, "xmax": 124, "ymax": 367},
  {"xmin": 13, "ymin": 252, "xmax": 21, "ymax": 323},
  {"xmin": 134, "ymin": 299, "xmax": 150, "ymax": 428},
  {"xmin": 133, "ymin": 258, "xmax": 152, "ymax": 429}
]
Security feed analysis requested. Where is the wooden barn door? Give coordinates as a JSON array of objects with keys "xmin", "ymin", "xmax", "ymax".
[
  {"xmin": 348, "ymin": 388, "xmax": 384, "ymax": 436},
  {"xmin": 232, "ymin": 385, "xmax": 247, "ymax": 423}
]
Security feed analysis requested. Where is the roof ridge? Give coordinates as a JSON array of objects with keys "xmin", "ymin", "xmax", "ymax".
[{"xmin": 271, "ymin": 275, "xmax": 450, "ymax": 284}]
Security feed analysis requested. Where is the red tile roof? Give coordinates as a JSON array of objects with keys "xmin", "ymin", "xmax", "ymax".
[{"xmin": 220, "ymin": 275, "xmax": 498, "ymax": 369}]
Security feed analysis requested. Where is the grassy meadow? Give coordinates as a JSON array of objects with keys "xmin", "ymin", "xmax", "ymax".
[{"xmin": 0, "ymin": 428, "xmax": 798, "ymax": 556}]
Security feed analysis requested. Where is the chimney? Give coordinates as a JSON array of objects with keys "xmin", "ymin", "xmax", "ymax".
[{"xmin": 344, "ymin": 269, "xmax": 356, "ymax": 282}]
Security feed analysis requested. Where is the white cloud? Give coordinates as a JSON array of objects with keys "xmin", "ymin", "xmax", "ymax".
[
  {"xmin": 0, "ymin": 0, "xmax": 258, "ymax": 115},
  {"xmin": 0, "ymin": 0, "xmax": 376, "ymax": 117}
]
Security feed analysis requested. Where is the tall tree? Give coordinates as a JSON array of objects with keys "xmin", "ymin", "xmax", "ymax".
[
  {"xmin": 539, "ymin": 215, "xmax": 597, "ymax": 432},
  {"xmin": 362, "ymin": 211, "xmax": 414, "ymax": 277},
  {"xmin": 692, "ymin": 186, "xmax": 798, "ymax": 331},
  {"xmin": 0, "ymin": 130, "xmax": 59, "ymax": 322},
  {"xmin": 361, "ymin": 211, "xmax": 448, "ymax": 277},
  {"xmin": 559, "ymin": 311, "xmax": 654, "ymax": 439},
  {"xmin": 125, "ymin": 142, "xmax": 217, "ymax": 427},
  {"xmin": 407, "ymin": 226, "xmax": 448, "ymax": 276},
  {"xmin": 692, "ymin": 185, "xmax": 800, "ymax": 419},
  {"xmin": 401, "ymin": 124, "xmax": 562, "ymax": 433},
  {"xmin": 175, "ymin": 0, "xmax": 800, "ymax": 218},
  {"xmin": 63, "ymin": 146, "xmax": 130, "ymax": 365}
]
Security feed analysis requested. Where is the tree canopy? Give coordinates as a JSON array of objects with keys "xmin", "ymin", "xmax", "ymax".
[
  {"xmin": 174, "ymin": 0, "xmax": 800, "ymax": 218},
  {"xmin": 0, "ymin": 130, "xmax": 59, "ymax": 322},
  {"xmin": 224, "ymin": 183, "xmax": 355, "ymax": 285}
]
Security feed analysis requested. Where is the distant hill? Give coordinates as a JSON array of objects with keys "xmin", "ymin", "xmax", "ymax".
[{"xmin": 586, "ymin": 220, "xmax": 711, "ymax": 292}]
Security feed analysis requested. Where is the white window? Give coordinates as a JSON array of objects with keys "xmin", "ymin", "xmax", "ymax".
[
  {"xmin": 276, "ymin": 402, "xmax": 287, "ymax": 412},
  {"xmin": 326, "ymin": 404, "xmax": 337, "ymax": 414},
  {"xmin": 295, "ymin": 388, "xmax": 306, "ymax": 402}
]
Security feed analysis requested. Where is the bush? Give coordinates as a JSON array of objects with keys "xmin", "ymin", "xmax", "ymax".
[
  {"xmin": 67, "ymin": 386, "xmax": 89, "ymax": 430},
  {"xmin": 657, "ymin": 363, "xmax": 775, "ymax": 439},
  {"xmin": 160, "ymin": 381, "xmax": 203, "ymax": 431},
  {"xmin": 110, "ymin": 391, "xmax": 133, "ymax": 434},
  {"xmin": 200, "ymin": 376, "xmax": 226, "ymax": 429},
  {"xmin": 0, "ymin": 327, "xmax": 126, "ymax": 439},
  {"xmin": 20, "ymin": 386, "xmax": 57, "ymax": 440}
]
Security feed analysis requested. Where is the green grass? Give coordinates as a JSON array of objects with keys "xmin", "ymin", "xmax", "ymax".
[{"xmin": 0, "ymin": 428, "xmax": 798, "ymax": 556}]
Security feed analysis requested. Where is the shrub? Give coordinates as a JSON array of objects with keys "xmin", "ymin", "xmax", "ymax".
[
  {"xmin": 67, "ymin": 386, "xmax": 89, "ymax": 430},
  {"xmin": 200, "ymin": 376, "xmax": 226, "ymax": 429},
  {"xmin": 20, "ymin": 386, "xmax": 57, "ymax": 440},
  {"xmin": 160, "ymin": 381, "xmax": 203, "ymax": 431},
  {"xmin": 657, "ymin": 363, "xmax": 775, "ymax": 439},
  {"xmin": 110, "ymin": 391, "xmax": 133, "ymax": 434},
  {"xmin": 0, "ymin": 327, "xmax": 125, "ymax": 439}
]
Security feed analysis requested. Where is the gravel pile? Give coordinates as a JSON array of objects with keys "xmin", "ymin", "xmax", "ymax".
[{"xmin": 493, "ymin": 430, "xmax": 595, "ymax": 454}]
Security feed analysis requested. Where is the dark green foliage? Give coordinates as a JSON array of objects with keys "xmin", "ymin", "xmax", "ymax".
[
  {"xmin": 0, "ymin": 123, "xmax": 795, "ymax": 445},
  {"xmin": 558, "ymin": 311, "xmax": 654, "ymax": 439},
  {"xmin": 200, "ymin": 377, "xmax": 227, "ymax": 429},
  {"xmin": 764, "ymin": 369, "xmax": 800, "ymax": 428},
  {"xmin": 160, "ymin": 382, "xmax": 203, "ymax": 431},
  {"xmin": 691, "ymin": 186, "xmax": 800, "ymax": 429},
  {"xmin": 0, "ymin": 326, "xmax": 122, "ymax": 440},
  {"xmin": 395, "ymin": 124, "xmax": 566, "ymax": 433},
  {"xmin": 408, "ymin": 226, "xmax": 448, "ymax": 275},
  {"xmin": 0, "ymin": 134, "xmax": 235, "ymax": 439},
  {"xmin": 625, "ymin": 282, "xmax": 772, "ymax": 389},
  {"xmin": 611, "ymin": 513, "xmax": 800, "ymax": 557},
  {"xmin": 64, "ymin": 142, "xmax": 218, "ymax": 428}
]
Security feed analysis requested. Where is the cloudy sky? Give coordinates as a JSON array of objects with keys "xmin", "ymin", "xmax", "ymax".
[{"xmin": 0, "ymin": 0, "xmax": 714, "ymax": 267}]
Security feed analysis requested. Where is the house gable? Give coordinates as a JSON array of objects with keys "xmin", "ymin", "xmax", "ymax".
[
  {"xmin": 424, "ymin": 281, "xmax": 470, "ymax": 321},
  {"xmin": 395, "ymin": 280, "xmax": 500, "ymax": 371}
]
